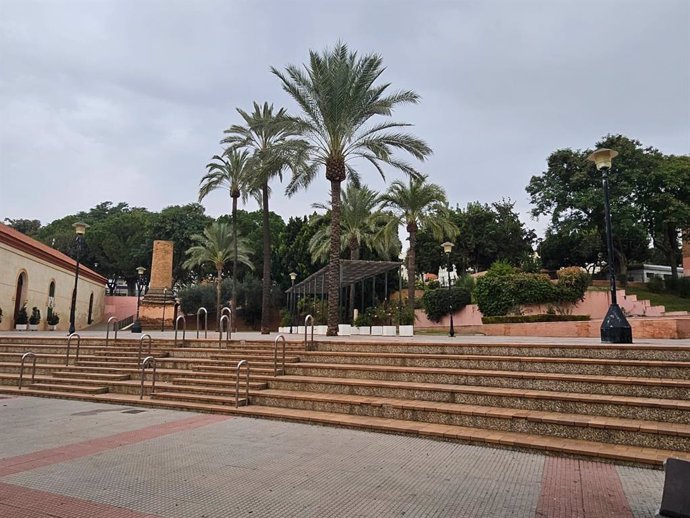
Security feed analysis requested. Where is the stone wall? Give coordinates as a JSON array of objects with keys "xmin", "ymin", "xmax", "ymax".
[{"xmin": 150, "ymin": 240, "xmax": 173, "ymax": 289}]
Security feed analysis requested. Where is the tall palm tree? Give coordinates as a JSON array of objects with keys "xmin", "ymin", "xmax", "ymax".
[
  {"xmin": 221, "ymin": 102, "xmax": 308, "ymax": 334},
  {"xmin": 380, "ymin": 175, "xmax": 458, "ymax": 310},
  {"xmin": 182, "ymin": 221, "xmax": 253, "ymax": 326},
  {"xmin": 198, "ymin": 150, "xmax": 256, "ymax": 331},
  {"xmin": 272, "ymin": 43, "xmax": 432, "ymax": 335}
]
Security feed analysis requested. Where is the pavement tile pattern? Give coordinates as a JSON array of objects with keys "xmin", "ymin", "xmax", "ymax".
[{"xmin": 1, "ymin": 396, "xmax": 665, "ymax": 518}]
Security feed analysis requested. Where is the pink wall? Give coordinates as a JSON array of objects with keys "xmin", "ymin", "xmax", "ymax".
[{"xmin": 104, "ymin": 296, "xmax": 137, "ymax": 321}]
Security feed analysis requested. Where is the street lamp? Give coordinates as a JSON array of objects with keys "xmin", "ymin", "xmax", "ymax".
[
  {"xmin": 587, "ymin": 148, "xmax": 632, "ymax": 343},
  {"xmin": 441, "ymin": 241, "xmax": 455, "ymax": 337},
  {"xmin": 68, "ymin": 222, "xmax": 89, "ymax": 334},
  {"xmin": 289, "ymin": 272, "xmax": 297, "ymax": 334},
  {"xmin": 131, "ymin": 266, "xmax": 149, "ymax": 333}
]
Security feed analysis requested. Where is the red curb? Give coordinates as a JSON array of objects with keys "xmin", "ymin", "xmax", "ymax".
[
  {"xmin": 0, "ymin": 481, "xmax": 160, "ymax": 517},
  {"xmin": 0, "ymin": 414, "xmax": 229, "ymax": 477},
  {"xmin": 535, "ymin": 457, "xmax": 633, "ymax": 518}
]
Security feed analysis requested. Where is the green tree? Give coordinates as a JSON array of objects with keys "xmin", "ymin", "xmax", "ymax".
[
  {"xmin": 182, "ymin": 221, "xmax": 253, "ymax": 325},
  {"xmin": 273, "ymin": 43, "xmax": 432, "ymax": 334},
  {"xmin": 3, "ymin": 218, "xmax": 41, "ymax": 236},
  {"xmin": 380, "ymin": 175, "xmax": 456, "ymax": 309},
  {"xmin": 222, "ymin": 102, "xmax": 307, "ymax": 334},
  {"xmin": 199, "ymin": 150, "xmax": 257, "ymax": 329}
]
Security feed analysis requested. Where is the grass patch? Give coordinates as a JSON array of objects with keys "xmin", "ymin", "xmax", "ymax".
[{"xmin": 624, "ymin": 287, "xmax": 690, "ymax": 313}]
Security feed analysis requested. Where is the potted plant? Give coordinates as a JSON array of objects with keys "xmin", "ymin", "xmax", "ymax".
[
  {"xmin": 353, "ymin": 311, "xmax": 372, "ymax": 336},
  {"xmin": 15, "ymin": 304, "xmax": 28, "ymax": 331},
  {"xmin": 28, "ymin": 306, "xmax": 41, "ymax": 331},
  {"xmin": 396, "ymin": 303, "xmax": 415, "ymax": 337},
  {"xmin": 47, "ymin": 311, "xmax": 60, "ymax": 331}
]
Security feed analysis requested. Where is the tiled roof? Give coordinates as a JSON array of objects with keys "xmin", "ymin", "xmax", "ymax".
[{"xmin": 0, "ymin": 222, "xmax": 107, "ymax": 284}]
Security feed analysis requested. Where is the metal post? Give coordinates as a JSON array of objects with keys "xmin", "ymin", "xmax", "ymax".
[
  {"xmin": 106, "ymin": 317, "xmax": 118, "ymax": 347},
  {"xmin": 273, "ymin": 335, "xmax": 286, "ymax": 376},
  {"xmin": 447, "ymin": 252, "xmax": 455, "ymax": 337},
  {"xmin": 68, "ymin": 230, "xmax": 85, "ymax": 335},
  {"xmin": 161, "ymin": 288, "xmax": 168, "ymax": 332},
  {"xmin": 290, "ymin": 277, "xmax": 295, "ymax": 334},
  {"xmin": 196, "ymin": 307, "xmax": 208, "ymax": 339}
]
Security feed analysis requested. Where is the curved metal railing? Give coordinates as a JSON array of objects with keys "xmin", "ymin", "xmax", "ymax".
[
  {"xmin": 174, "ymin": 315, "xmax": 186, "ymax": 346},
  {"xmin": 18, "ymin": 352, "xmax": 37, "ymax": 389},
  {"xmin": 139, "ymin": 356, "xmax": 157, "ymax": 400},
  {"xmin": 138, "ymin": 334, "xmax": 152, "ymax": 364},
  {"xmin": 304, "ymin": 314, "xmax": 315, "ymax": 350},
  {"xmin": 273, "ymin": 335, "xmax": 286, "ymax": 376},
  {"xmin": 196, "ymin": 307, "xmax": 208, "ymax": 339},
  {"xmin": 66, "ymin": 333, "xmax": 81, "ymax": 365},
  {"xmin": 218, "ymin": 314, "xmax": 230, "ymax": 349},
  {"xmin": 106, "ymin": 317, "xmax": 118, "ymax": 347},
  {"xmin": 235, "ymin": 359, "xmax": 249, "ymax": 408},
  {"xmin": 221, "ymin": 307, "xmax": 232, "ymax": 336}
]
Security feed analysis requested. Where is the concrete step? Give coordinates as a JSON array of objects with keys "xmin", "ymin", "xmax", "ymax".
[
  {"xmin": 251, "ymin": 389, "xmax": 690, "ymax": 452},
  {"xmin": 267, "ymin": 375, "xmax": 690, "ymax": 424},
  {"xmin": 152, "ymin": 391, "xmax": 248, "ymax": 407},
  {"xmin": 29, "ymin": 382, "xmax": 109, "ymax": 394},
  {"xmin": 170, "ymin": 378, "xmax": 268, "ymax": 390},
  {"xmin": 53, "ymin": 371, "xmax": 131, "ymax": 381}
]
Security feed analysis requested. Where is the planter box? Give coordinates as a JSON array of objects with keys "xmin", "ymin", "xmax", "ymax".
[
  {"xmin": 15, "ymin": 324, "xmax": 27, "ymax": 331},
  {"xmin": 398, "ymin": 325, "xmax": 414, "ymax": 336},
  {"xmin": 28, "ymin": 324, "xmax": 39, "ymax": 331},
  {"xmin": 48, "ymin": 325, "xmax": 58, "ymax": 331},
  {"xmin": 278, "ymin": 327, "xmax": 287, "ymax": 334},
  {"xmin": 357, "ymin": 326, "xmax": 371, "ymax": 336},
  {"xmin": 349, "ymin": 327, "xmax": 358, "ymax": 335},
  {"xmin": 315, "ymin": 325, "xmax": 327, "ymax": 335},
  {"xmin": 297, "ymin": 326, "xmax": 305, "ymax": 335},
  {"xmin": 382, "ymin": 326, "xmax": 396, "ymax": 336},
  {"xmin": 338, "ymin": 324, "xmax": 352, "ymax": 336},
  {"xmin": 370, "ymin": 326, "xmax": 383, "ymax": 336}
]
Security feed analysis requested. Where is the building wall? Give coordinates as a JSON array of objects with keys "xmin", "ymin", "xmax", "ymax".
[{"xmin": 0, "ymin": 242, "xmax": 105, "ymax": 331}]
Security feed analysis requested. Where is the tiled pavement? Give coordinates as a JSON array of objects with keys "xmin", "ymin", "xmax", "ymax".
[{"xmin": 0, "ymin": 396, "xmax": 666, "ymax": 518}]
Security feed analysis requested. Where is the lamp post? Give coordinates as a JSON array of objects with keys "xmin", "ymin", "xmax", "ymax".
[
  {"xmin": 587, "ymin": 148, "xmax": 632, "ymax": 343},
  {"xmin": 289, "ymin": 272, "xmax": 297, "ymax": 334},
  {"xmin": 161, "ymin": 288, "xmax": 168, "ymax": 332},
  {"xmin": 441, "ymin": 241, "xmax": 455, "ymax": 337},
  {"xmin": 131, "ymin": 266, "xmax": 148, "ymax": 333},
  {"xmin": 68, "ymin": 222, "xmax": 89, "ymax": 335}
]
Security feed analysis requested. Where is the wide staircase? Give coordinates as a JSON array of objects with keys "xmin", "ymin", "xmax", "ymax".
[{"xmin": 1, "ymin": 335, "xmax": 689, "ymax": 467}]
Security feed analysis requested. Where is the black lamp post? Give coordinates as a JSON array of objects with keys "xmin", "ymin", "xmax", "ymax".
[
  {"xmin": 441, "ymin": 241, "xmax": 455, "ymax": 337},
  {"xmin": 68, "ymin": 222, "xmax": 89, "ymax": 335},
  {"xmin": 131, "ymin": 266, "xmax": 148, "ymax": 333},
  {"xmin": 289, "ymin": 272, "xmax": 297, "ymax": 334},
  {"xmin": 587, "ymin": 148, "xmax": 632, "ymax": 343}
]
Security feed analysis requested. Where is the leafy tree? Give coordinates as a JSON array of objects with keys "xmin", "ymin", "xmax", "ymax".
[
  {"xmin": 380, "ymin": 175, "xmax": 456, "ymax": 310},
  {"xmin": 3, "ymin": 218, "xmax": 41, "ymax": 236},
  {"xmin": 182, "ymin": 221, "xmax": 253, "ymax": 325},
  {"xmin": 222, "ymin": 102, "xmax": 307, "ymax": 334},
  {"xmin": 538, "ymin": 226, "xmax": 601, "ymax": 271},
  {"xmin": 199, "ymin": 150, "xmax": 257, "ymax": 328},
  {"xmin": 273, "ymin": 42, "xmax": 432, "ymax": 334}
]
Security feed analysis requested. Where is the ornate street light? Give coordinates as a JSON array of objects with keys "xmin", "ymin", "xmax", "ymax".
[
  {"xmin": 131, "ymin": 266, "xmax": 149, "ymax": 333},
  {"xmin": 441, "ymin": 241, "xmax": 455, "ymax": 337},
  {"xmin": 587, "ymin": 148, "xmax": 632, "ymax": 343},
  {"xmin": 68, "ymin": 222, "xmax": 89, "ymax": 334},
  {"xmin": 289, "ymin": 272, "xmax": 297, "ymax": 334}
]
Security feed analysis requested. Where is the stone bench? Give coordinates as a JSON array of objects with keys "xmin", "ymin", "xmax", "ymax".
[{"xmin": 657, "ymin": 457, "xmax": 690, "ymax": 518}]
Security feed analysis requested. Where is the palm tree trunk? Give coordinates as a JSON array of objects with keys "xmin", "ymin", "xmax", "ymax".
[
  {"xmin": 260, "ymin": 183, "xmax": 271, "ymax": 334},
  {"xmin": 327, "ymin": 180, "xmax": 342, "ymax": 335},
  {"xmin": 216, "ymin": 267, "xmax": 222, "ymax": 329},
  {"xmin": 407, "ymin": 222, "xmax": 417, "ymax": 311},
  {"xmin": 231, "ymin": 194, "xmax": 238, "ymax": 332}
]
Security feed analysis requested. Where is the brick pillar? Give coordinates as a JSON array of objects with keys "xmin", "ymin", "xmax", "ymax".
[
  {"xmin": 150, "ymin": 240, "xmax": 173, "ymax": 289},
  {"xmin": 683, "ymin": 233, "xmax": 690, "ymax": 274}
]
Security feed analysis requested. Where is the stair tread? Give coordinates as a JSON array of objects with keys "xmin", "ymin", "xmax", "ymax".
[{"xmin": 29, "ymin": 382, "xmax": 108, "ymax": 393}]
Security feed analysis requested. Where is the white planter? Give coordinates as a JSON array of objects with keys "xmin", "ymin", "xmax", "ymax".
[
  {"xmin": 15, "ymin": 324, "xmax": 27, "ymax": 331},
  {"xmin": 398, "ymin": 325, "xmax": 414, "ymax": 337},
  {"xmin": 382, "ymin": 326, "xmax": 396, "ymax": 336},
  {"xmin": 315, "ymin": 325, "xmax": 327, "ymax": 335},
  {"xmin": 297, "ymin": 326, "xmax": 305, "ymax": 335},
  {"xmin": 49, "ymin": 325, "xmax": 58, "ymax": 331},
  {"xmin": 338, "ymin": 324, "xmax": 352, "ymax": 336},
  {"xmin": 370, "ymin": 326, "xmax": 383, "ymax": 336},
  {"xmin": 28, "ymin": 324, "xmax": 39, "ymax": 331},
  {"xmin": 349, "ymin": 327, "xmax": 358, "ymax": 335},
  {"xmin": 357, "ymin": 326, "xmax": 371, "ymax": 336}
]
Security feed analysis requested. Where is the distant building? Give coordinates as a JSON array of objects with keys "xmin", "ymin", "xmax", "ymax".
[
  {"xmin": 627, "ymin": 264, "xmax": 684, "ymax": 283},
  {"xmin": 0, "ymin": 222, "xmax": 106, "ymax": 331}
]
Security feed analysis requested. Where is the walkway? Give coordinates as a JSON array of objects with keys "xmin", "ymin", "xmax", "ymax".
[{"xmin": 0, "ymin": 396, "xmax": 664, "ymax": 517}]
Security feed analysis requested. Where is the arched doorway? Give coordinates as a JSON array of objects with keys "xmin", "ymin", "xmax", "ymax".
[
  {"xmin": 14, "ymin": 272, "xmax": 27, "ymax": 323},
  {"xmin": 87, "ymin": 293, "xmax": 94, "ymax": 324}
]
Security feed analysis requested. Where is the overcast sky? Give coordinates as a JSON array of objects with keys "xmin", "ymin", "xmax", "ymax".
[{"xmin": 1, "ymin": 0, "xmax": 688, "ymax": 239}]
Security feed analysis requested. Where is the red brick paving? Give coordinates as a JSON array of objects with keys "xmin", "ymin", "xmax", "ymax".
[
  {"xmin": 535, "ymin": 457, "xmax": 633, "ymax": 518},
  {"xmin": 0, "ymin": 482, "xmax": 160, "ymax": 517},
  {"xmin": 0, "ymin": 414, "xmax": 229, "ymax": 477}
]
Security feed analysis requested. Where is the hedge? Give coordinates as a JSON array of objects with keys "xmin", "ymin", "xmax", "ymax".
[
  {"xmin": 421, "ymin": 286, "xmax": 472, "ymax": 322},
  {"xmin": 482, "ymin": 314, "xmax": 590, "ymax": 324}
]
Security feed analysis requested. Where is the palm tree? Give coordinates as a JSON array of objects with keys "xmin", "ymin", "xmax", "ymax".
[
  {"xmin": 183, "ymin": 221, "xmax": 253, "ymax": 327},
  {"xmin": 198, "ymin": 150, "xmax": 256, "ymax": 331},
  {"xmin": 272, "ymin": 43, "xmax": 432, "ymax": 335},
  {"xmin": 380, "ymin": 175, "xmax": 458, "ymax": 310},
  {"xmin": 221, "ymin": 102, "xmax": 308, "ymax": 334}
]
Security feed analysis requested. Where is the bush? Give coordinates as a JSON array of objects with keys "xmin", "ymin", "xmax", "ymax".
[
  {"xmin": 678, "ymin": 278, "xmax": 690, "ymax": 298},
  {"xmin": 29, "ymin": 306, "xmax": 41, "ymax": 325},
  {"xmin": 47, "ymin": 311, "xmax": 60, "ymax": 325},
  {"xmin": 15, "ymin": 304, "xmax": 28, "ymax": 325},
  {"xmin": 179, "ymin": 284, "xmax": 217, "ymax": 316},
  {"xmin": 422, "ymin": 286, "xmax": 472, "ymax": 322},
  {"xmin": 646, "ymin": 276, "xmax": 665, "ymax": 293},
  {"xmin": 556, "ymin": 267, "xmax": 591, "ymax": 304},
  {"xmin": 482, "ymin": 314, "xmax": 590, "ymax": 324}
]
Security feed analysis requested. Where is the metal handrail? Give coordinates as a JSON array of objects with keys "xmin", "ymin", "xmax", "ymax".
[
  {"xmin": 106, "ymin": 317, "xmax": 118, "ymax": 346},
  {"xmin": 138, "ymin": 334, "xmax": 152, "ymax": 364},
  {"xmin": 221, "ymin": 307, "xmax": 232, "ymax": 337},
  {"xmin": 196, "ymin": 307, "xmax": 208, "ymax": 339},
  {"xmin": 218, "ymin": 315, "xmax": 230, "ymax": 349},
  {"xmin": 18, "ymin": 352, "xmax": 37, "ymax": 389},
  {"xmin": 273, "ymin": 335, "xmax": 286, "ymax": 376},
  {"xmin": 66, "ymin": 333, "xmax": 81, "ymax": 365},
  {"xmin": 139, "ymin": 356, "xmax": 157, "ymax": 400},
  {"xmin": 235, "ymin": 359, "xmax": 249, "ymax": 408},
  {"xmin": 304, "ymin": 314, "xmax": 315, "ymax": 350},
  {"xmin": 174, "ymin": 315, "xmax": 186, "ymax": 346}
]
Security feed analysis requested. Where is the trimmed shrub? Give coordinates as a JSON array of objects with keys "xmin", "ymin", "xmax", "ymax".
[
  {"xmin": 179, "ymin": 284, "xmax": 217, "ymax": 316},
  {"xmin": 556, "ymin": 267, "xmax": 591, "ymax": 304},
  {"xmin": 482, "ymin": 314, "xmax": 590, "ymax": 324},
  {"xmin": 422, "ymin": 286, "xmax": 472, "ymax": 322}
]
